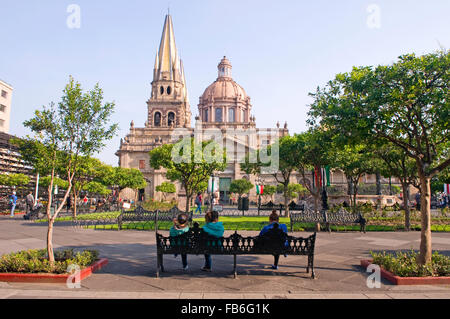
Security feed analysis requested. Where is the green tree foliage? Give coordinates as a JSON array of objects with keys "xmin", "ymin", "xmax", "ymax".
[
  {"xmin": 149, "ymin": 138, "xmax": 226, "ymax": 212},
  {"xmin": 83, "ymin": 181, "xmax": 111, "ymax": 196},
  {"xmin": 230, "ymin": 179, "xmax": 254, "ymax": 198},
  {"xmin": 308, "ymin": 50, "xmax": 450, "ymax": 265},
  {"xmin": 156, "ymin": 182, "xmax": 176, "ymax": 201},
  {"xmin": 0, "ymin": 174, "xmax": 30, "ymax": 188},
  {"xmin": 262, "ymin": 185, "xmax": 277, "ymax": 203},
  {"xmin": 277, "ymin": 183, "xmax": 307, "ymax": 200}
]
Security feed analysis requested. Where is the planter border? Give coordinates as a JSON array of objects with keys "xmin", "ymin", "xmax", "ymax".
[
  {"xmin": 0, "ymin": 258, "xmax": 108, "ymax": 283},
  {"xmin": 361, "ymin": 259, "xmax": 450, "ymax": 285}
]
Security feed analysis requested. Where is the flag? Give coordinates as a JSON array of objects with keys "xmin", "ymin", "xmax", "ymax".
[
  {"xmin": 445, "ymin": 184, "xmax": 450, "ymax": 195},
  {"xmin": 256, "ymin": 184, "xmax": 264, "ymax": 195}
]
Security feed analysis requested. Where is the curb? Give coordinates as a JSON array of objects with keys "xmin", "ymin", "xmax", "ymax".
[
  {"xmin": 361, "ymin": 259, "xmax": 450, "ymax": 285},
  {"xmin": 0, "ymin": 258, "xmax": 108, "ymax": 283}
]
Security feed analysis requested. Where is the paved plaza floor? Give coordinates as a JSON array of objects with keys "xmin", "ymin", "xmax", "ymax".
[{"xmin": 0, "ymin": 215, "xmax": 449, "ymax": 299}]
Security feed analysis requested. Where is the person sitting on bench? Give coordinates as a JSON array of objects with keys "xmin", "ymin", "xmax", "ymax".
[
  {"xmin": 169, "ymin": 213, "xmax": 190, "ymax": 271},
  {"xmin": 201, "ymin": 211, "xmax": 224, "ymax": 272},
  {"xmin": 259, "ymin": 210, "xmax": 288, "ymax": 270}
]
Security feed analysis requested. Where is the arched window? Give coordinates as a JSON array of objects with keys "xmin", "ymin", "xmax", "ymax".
[
  {"xmin": 203, "ymin": 109, "xmax": 209, "ymax": 122},
  {"xmin": 228, "ymin": 108, "xmax": 235, "ymax": 123},
  {"xmin": 167, "ymin": 86, "xmax": 172, "ymax": 95},
  {"xmin": 168, "ymin": 112, "xmax": 175, "ymax": 127},
  {"xmin": 154, "ymin": 112, "xmax": 161, "ymax": 127},
  {"xmin": 215, "ymin": 107, "xmax": 223, "ymax": 123},
  {"xmin": 160, "ymin": 86, "xmax": 164, "ymax": 95}
]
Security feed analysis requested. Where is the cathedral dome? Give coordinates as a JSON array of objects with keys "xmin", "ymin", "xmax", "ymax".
[{"xmin": 200, "ymin": 57, "xmax": 249, "ymax": 102}]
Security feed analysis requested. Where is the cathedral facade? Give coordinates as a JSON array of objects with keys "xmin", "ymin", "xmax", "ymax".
[
  {"xmin": 116, "ymin": 14, "xmax": 288, "ymax": 204},
  {"xmin": 116, "ymin": 14, "xmax": 405, "ymax": 207}
]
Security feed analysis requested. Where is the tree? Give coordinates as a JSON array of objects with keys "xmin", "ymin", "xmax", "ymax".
[
  {"xmin": 308, "ymin": 51, "xmax": 450, "ymax": 265},
  {"xmin": 156, "ymin": 182, "xmax": 176, "ymax": 201},
  {"xmin": 294, "ymin": 129, "xmax": 332, "ymax": 212},
  {"xmin": 262, "ymin": 185, "xmax": 277, "ymax": 203},
  {"xmin": 374, "ymin": 143, "xmax": 420, "ymax": 230},
  {"xmin": 268, "ymin": 136, "xmax": 301, "ymax": 217},
  {"xmin": 83, "ymin": 181, "xmax": 111, "ymax": 197},
  {"xmin": 0, "ymin": 173, "xmax": 30, "ymax": 188},
  {"xmin": 149, "ymin": 138, "xmax": 226, "ymax": 213},
  {"xmin": 229, "ymin": 179, "xmax": 254, "ymax": 199},
  {"xmin": 17, "ymin": 77, "xmax": 118, "ymax": 266},
  {"xmin": 330, "ymin": 143, "xmax": 379, "ymax": 209},
  {"xmin": 71, "ymin": 156, "xmax": 104, "ymax": 217},
  {"xmin": 277, "ymin": 183, "xmax": 307, "ymax": 201}
]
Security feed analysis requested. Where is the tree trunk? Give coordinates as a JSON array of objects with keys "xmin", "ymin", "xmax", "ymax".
[
  {"xmin": 73, "ymin": 191, "xmax": 78, "ymax": 218},
  {"xmin": 314, "ymin": 192, "xmax": 320, "ymax": 213},
  {"xmin": 284, "ymin": 186, "xmax": 289, "ymax": 218},
  {"xmin": 401, "ymin": 182, "xmax": 411, "ymax": 231},
  {"xmin": 417, "ymin": 171, "xmax": 432, "ymax": 265},
  {"xmin": 185, "ymin": 194, "xmax": 191, "ymax": 214},
  {"xmin": 47, "ymin": 221, "xmax": 54, "ymax": 265}
]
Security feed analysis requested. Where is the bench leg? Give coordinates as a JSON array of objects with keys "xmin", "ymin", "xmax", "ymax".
[{"xmin": 308, "ymin": 254, "xmax": 316, "ymax": 279}]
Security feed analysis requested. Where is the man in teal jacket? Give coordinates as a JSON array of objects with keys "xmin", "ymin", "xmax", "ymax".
[{"xmin": 202, "ymin": 211, "xmax": 224, "ymax": 271}]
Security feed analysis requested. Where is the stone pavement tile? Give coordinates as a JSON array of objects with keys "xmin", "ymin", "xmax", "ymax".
[
  {"xmin": 322, "ymin": 294, "xmax": 369, "ymax": 299},
  {"xmin": 363, "ymin": 293, "xmax": 393, "ymax": 299},
  {"xmin": 264, "ymin": 294, "xmax": 289, "ymax": 299},
  {"xmin": 424, "ymin": 293, "xmax": 450, "ymax": 299},
  {"xmin": 0, "ymin": 289, "xmax": 18, "ymax": 299},
  {"xmin": 315, "ymin": 254, "xmax": 354, "ymax": 263},
  {"xmin": 203, "ymin": 293, "xmax": 244, "ymax": 299},
  {"xmin": 387, "ymin": 293, "xmax": 430, "ymax": 299},
  {"xmin": 242, "ymin": 293, "xmax": 267, "ymax": 299},
  {"xmin": 388, "ymin": 285, "xmax": 450, "ymax": 291},
  {"xmin": 287, "ymin": 294, "xmax": 325, "ymax": 299},
  {"xmin": 179, "ymin": 293, "xmax": 205, "ymax": 299}
]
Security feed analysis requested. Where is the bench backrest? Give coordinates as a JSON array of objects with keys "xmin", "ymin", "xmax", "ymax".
[{"xmin": 156, "ymin": 223, "xmax": 316, "ymax": 255}]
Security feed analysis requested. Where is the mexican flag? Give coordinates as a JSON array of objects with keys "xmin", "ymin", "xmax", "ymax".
[{"xmin": 256, "ymin": 184, "xmax": 264, "ymax": 195}]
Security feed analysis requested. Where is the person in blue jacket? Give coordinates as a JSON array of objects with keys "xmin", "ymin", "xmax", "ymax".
[
  {"xmin": 201, "ymin": 211, "xmax": 224, "ymax": 271},
  {"xmin": 9, "ymin": 191, "xmax": 18, "ymax": 217},
  {"xmin": 259, "ymin": 210, "xmax": 288, "ymax": 270},
  {"xmin": 169, "ymin": 213, "xmax": 190, "ymax": 270}
]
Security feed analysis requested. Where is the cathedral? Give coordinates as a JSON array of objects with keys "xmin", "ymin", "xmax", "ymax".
[
  {"xmin": 116, "ymin": 14, "xmax": 404, "ymax": 208},
  {"xmin": 116, "ymin": 14, "xmax": 288, "ymax": 204}
]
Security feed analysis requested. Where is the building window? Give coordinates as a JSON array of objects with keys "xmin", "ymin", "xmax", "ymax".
[
  {"xmin": 0, "ymin": 119, "xmax": 4, "ymax": 127},
  {"xmin": 0, "ymin": 104, "xmax": 5, "ymax": 112},
  {"xmin": 154, "ymin": 112, "xmax": 161, "ymax": 127},
  {"xmin": 168, "ymin": 112, "xmax": 175, "ymax": 127},
  {"xmin": 139, "ymin": 160, "xmax": 145, "ymax": 170},
  {"xmin": 203, "ymin": 109, "xmax": 209, "ymax": 122},
  {"xmin": 160, "ymin": 86, "xmax": 164, "ymax": 95},
  {"xmin": 215, "ymin": 107, "xmax": 222, "ymax": 123},
  {"xmin": 1, "ymin": 90, "xmax": 7, "ymax": 98},
  {"xmin": 167, "ymin": 86, "xmax": 172, "ymax": 95},
  {"xmin": 228, "ymin": 108, "xmax": 235, "ymax": 123}
]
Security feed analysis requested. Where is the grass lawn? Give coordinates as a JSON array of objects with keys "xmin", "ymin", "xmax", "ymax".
[{"xmin": 33, "ymin": 212, "xmax": 450, "ymax": 232}]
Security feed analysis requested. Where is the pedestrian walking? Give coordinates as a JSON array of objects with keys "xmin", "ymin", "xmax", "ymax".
[
  {"xmin": 194, "ymin": 192, "xmax": 202, "ymax": 214},
  {"xmin": 9, "ymin": 191, "xmax": 18, "ymax": 217}
]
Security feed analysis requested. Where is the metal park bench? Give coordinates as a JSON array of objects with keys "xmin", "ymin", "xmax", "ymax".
[
  {"xmin": 155, "ymin": 222, "xmax": 317, "ymax": 279},
  {"xmin": 290, "ymin": 208, "xmax": 367, "ymax": 233},
  {"xmin": 117, "ymin": 206, "xmax": 191, "ymax": 230}
]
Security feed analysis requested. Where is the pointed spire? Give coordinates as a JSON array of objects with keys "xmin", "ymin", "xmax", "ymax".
[{"xmin": 155, "ymin": 14, "xmax": 180, "ymax": 81}]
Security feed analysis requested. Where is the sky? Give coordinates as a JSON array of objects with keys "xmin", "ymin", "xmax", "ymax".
[{"xmin": 1, "ymin": 0, "xmax": 449, "ymax": 165}]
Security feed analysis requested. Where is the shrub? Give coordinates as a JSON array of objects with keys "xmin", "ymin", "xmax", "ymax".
[
  {"xmin": 0, "ymin": 249, "xmax": 99, "ymax": 274},
  {"xmin": 370, "ymin": 250, "xmax": 450, "ymax": 277}
]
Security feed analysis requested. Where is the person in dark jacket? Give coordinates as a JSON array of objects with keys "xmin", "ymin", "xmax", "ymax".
[
  {"xmin": 201, "ymin": 211, "xmax": 224, "ymax": 271},
  {"xmin": 259, "ymin": 210, "xmax": 288, "ymax": 270}
]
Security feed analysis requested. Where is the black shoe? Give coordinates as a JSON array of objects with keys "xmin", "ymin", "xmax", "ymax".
[{"xmin": 201, "ymin": 266, "xmax": 211, "ymax": 272}]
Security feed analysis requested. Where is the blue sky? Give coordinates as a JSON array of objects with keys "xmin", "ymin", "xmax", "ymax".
[{"xmin": 1, "ymin": 0, "xmax": 449, "ymax": 165}]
